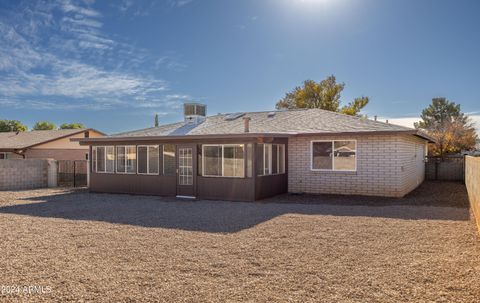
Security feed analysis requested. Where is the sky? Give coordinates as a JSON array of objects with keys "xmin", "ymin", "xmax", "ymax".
[{"xmin": 0, "ymin": 0, "xmax": 479, "ymax": 134}]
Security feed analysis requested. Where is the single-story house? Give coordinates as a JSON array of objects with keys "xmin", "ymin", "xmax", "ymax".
[
  {"xmin": 0, "ymin": 128, "xmax": 105, "ymax": 160},
  {"xmin": 78, "ymin": 104, "xmax": 433, "ymax": 201}
]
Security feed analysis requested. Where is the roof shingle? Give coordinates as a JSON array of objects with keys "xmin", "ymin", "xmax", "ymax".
[
  {"xmin": 111, "ymin": 108, "xmax": 415, "ymax": 138},
  {"xmin": 0, "ymin": 129, "xmax": 90, "ymax": 149}
]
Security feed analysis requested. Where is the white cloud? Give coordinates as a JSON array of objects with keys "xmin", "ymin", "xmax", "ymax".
[
  {"xmin": 0, "ymin": 0, "xmax": 190, "ymax": 111},
  {"xmin": 60, "ymin": 0, "xmax": 102, "ymax": 17},
  {"xmin": 171, "ymin": 0, "xmax": 193, "ymax": 7}
]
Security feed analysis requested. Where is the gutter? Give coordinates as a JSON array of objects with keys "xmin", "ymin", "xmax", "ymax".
[{"xmin": 73, "ymin": 129, "xmax": 435, "ymax": 145}]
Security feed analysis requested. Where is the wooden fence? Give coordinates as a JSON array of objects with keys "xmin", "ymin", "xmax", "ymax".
[
  {"xmin": 425, "ymin": 156, "xmax": 465, "ymax": 181},
  {"xmin": 465, "ymin": 156, "xmax": 480, "ymax": 233}
]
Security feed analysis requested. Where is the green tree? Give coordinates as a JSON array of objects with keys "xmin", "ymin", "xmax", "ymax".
[
  {"xmin": 275, "ymin": 75, "xmax": 369, "ymax": 116},
  {"xmin": 154, "ymin": 113, "xmax": 159, "ymax": 127},
  {"xmin": 0, "ymin": 120, "xmax": 28, "ymax": 132},
  {"xmin": 33, "ymin": 121, "xmax": 57, "ymax": 130},
  {"xmin": 415, "ymin": 97, "xmax": 477, "ymax": 156},
  {"xmin": 59, "ymin": 123, "xmax": 86, "ymax": 129}
]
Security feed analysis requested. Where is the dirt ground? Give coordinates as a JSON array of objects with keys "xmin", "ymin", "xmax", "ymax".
[{"xmin": 0, "ymin": 181, "xmax": 479, "ymax": 302}]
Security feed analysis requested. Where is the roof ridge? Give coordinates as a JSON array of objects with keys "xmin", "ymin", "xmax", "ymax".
[{"xmin": 310, "ymin": 108, "xmax": 413, "ymax": 130}]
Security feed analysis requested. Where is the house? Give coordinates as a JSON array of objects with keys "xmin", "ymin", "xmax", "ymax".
[
  {"xmin": 0, "ymin": 129, "xmax": 105, "ymax": 160},
  {"xmin": 78, "ymin": 104, "xmax": 434, "ymax": 201}
]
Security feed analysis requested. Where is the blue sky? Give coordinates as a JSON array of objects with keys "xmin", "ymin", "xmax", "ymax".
[{"xmin": 0, "ymin": 0, "xmax": 479, "ymax": 134}]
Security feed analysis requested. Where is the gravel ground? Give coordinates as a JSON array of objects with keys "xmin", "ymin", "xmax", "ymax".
[{"xmin": 0, "ymin": 181, "xmax": 479, "ymax": 302}]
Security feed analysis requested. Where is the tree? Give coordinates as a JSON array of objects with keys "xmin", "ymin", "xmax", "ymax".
[
  {"xmin": 33, "ymin": 121, "xmax": 57, "ymax": 130},
  {"xmin": 154, "ymin": 113, "xmax": 159, "ymax": 127},
  {"xmin": 0, "ymin": 120, "xmax": 28, "ymax": 132},
  {"xmin": 415, "ymin": 97, "xmax": 477, "ymax": 156},
  {"xmin": 59, "ymin": 123, "xmax": 85, "ymax": 129},
  {"xmin": 275, "ymin": 75, "xmax": 369, "ymax": 116}
]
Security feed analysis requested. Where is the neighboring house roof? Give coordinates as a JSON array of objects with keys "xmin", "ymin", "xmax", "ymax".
[
  {"xmin": 0, "ymin": 129, "xmax": 104, "ymax": 150},
  {"xmin": 102, "ymin": 109, "xmax": 433, "ymax": 142}
]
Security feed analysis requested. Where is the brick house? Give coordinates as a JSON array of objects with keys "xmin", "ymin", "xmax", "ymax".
[
  {"xmin": 78, "ymin": 104, "xmax": 433, "ymax": 201},
  {"xmin": 0, "ymin": 128, "xmax": 105, "ymax": 161}
]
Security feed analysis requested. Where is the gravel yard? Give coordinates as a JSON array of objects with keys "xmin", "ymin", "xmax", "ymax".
[{"xmin": 0, "ymin": 181, "xmax": 479, "ymax": 302}]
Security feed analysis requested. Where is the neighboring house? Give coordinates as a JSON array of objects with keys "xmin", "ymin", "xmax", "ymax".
[
  {"xmin": 0, "ymin": 129, "xmax": 105, "ymax": 160},
  {"xmin": 79, "ymin": 104, "xmax": 434, "ymax": 201}
]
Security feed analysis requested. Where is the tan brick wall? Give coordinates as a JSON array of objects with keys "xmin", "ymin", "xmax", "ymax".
[
  {"xmin": 397, "ymin": 135, "xmax": 426, "ymax": 195},
  {"xmin": 0, "ymin": 159, "xmax": 49, "ymax": 190},
  {"xmin": 288, "ymin": 134, "xmax": 427, "ymax": 197},
  {"xmin": 465, "ymin": 156, "xmax": 480, "ymax": 233}
]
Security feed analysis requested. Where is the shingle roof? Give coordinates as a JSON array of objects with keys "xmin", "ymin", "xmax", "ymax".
[
  {"xmin": 0, "ymin": 129, "xmax": 92, "ymax": 149},
  {"xmin": 111, "ymin": 108, "xmax": 417, "ymax": 138}
]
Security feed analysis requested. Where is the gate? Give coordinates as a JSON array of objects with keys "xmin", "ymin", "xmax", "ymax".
[
  {"xmin": 425, "ymin": 156, "xmax": 465, "ymax": 181},
  {"xmin": 57, "ymin": 160, "xmax": 88, "ymax": 187}
]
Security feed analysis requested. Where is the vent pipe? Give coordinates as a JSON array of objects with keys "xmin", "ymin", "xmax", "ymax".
[{"xmin": 243, "ymin": 116, "xmax": 251, "ymax": 133}]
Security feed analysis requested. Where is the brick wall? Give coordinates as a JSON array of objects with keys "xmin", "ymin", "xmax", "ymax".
[
  {"xmin": 288, "ymin": 134, "xmax": 427, "ymax": 197},
  {"xmin": 0, "ymin": 159, "xmax": 56, "ymax": 190},
  {"xmin": 465, "ymin": 156, "xmax": 480, "ymax": 233},
  {"xmin": 398, "ymin": 135, "xmax": 426, "ymax": 195}
]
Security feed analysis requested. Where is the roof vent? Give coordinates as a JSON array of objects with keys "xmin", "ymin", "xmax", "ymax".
[
  {"xmin": 184, "ymin": 103, "xmax": 207, "ymax": 124},
  {"xmin": 267, "ymin": 111, "xmax": 276, "ymax": 118},
  {"xmin": 225, "ymin": 112, "xmax": 245, "ymax": 121}
]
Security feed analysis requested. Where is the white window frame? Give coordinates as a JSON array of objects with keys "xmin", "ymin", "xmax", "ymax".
[
  {"xmin": 0, "ymin": 152, "xmax": 9, "ymax": 159},
  {"xmin": 116, "ymin": 145, "xmax": 137, "ymax": 174},
  {"xmin": 258, "ymin": 143, "xmax": 286, "ymax": 176},
  {"xmin": 94, "ymin": 146, "xmax": 115, "ymax": 174},
  {"xmin": 137, "ymin": 145, "xmax": 160, "ymax": 175},
  {"xmin": 310, "ymin": 140, "xmax": 357, "ymax": 172},
  {"xmin": 202, "ymin": 144, "xmax": 245, "ymax": 178}
]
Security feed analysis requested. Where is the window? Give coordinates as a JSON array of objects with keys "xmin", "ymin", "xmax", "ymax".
[
  {"xmin": 203, "ymin": 145, "xmax": 222, "ymax": 176},
  {"xmin": 163, "ymin": 144, "xmax": 176, "ymax": 176},
  {"xmin": 202, "ymin": 144, "xmax": 245, "ymax": 177},
  {"xmin": 116, "ymin": 146, "xmax": 137, "ymax": 173},
  {"xmin": 106, "ymin": 147, "xmax": 115, "ymax": 172},
  {"xmin": 256, "ymin": 144, "xmax": 286, "ymax": 176},
  {"xmin": 224, "ymin": 145, "xmax": 244, "ymax": 177},
  {"xmin": 93, "ymin": 146, "xmax": 114, "ymax": 173},
  {"xmin": 0, "ymin": 152, "xmax": 8, "ymax": 160},
  {"xmin": 137, "ymin": 145, "xmax": 159, "ymax": 175},
  {"xmin": 311, "ymin": 140, "xmax": 356, "ymax": 171}
]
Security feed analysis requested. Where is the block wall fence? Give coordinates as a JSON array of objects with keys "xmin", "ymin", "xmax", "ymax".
[
  {"xmin": 465, "ymin": 156, "xmax": 480, "ymax": 233},
  {"xmin": 0, "ymin": 159, "xmax": 57, "ymax": 190}
]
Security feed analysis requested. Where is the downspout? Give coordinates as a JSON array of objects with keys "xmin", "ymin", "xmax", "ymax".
[{"xmin": 13, "ymin": 149, "xmax": 26, "ymax": 159}]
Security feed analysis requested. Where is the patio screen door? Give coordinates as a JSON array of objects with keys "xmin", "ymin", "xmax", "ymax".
[{"xmin": 176, "ymin": 145, "xmax": 196, "ymax": 197}]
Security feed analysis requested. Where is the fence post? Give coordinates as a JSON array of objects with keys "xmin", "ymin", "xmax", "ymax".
[
  {"xmin": 87, "ymin": 159, "xmax": 90, "ymax": 188},
  {"xmin": 46, "ymin": 159, "xmax": 57, "ymax": 188},
  {"xmin": 73, "ymin": 161, "xmax": 76, "ymax": 188}
]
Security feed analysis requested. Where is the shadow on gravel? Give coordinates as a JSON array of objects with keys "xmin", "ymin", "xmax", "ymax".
[{"xmin": 0, "ymin": 182, "xmax": 470, "ymax": 233}]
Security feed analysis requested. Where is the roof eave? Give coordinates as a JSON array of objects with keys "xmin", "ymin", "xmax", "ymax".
[
  {"xmin": 76, "ymin": 132, "xmax": 293, "ymax": 145},
  {"xmin": 76, "ymin": 129, "xmax": 435, "ymax": 145}
]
